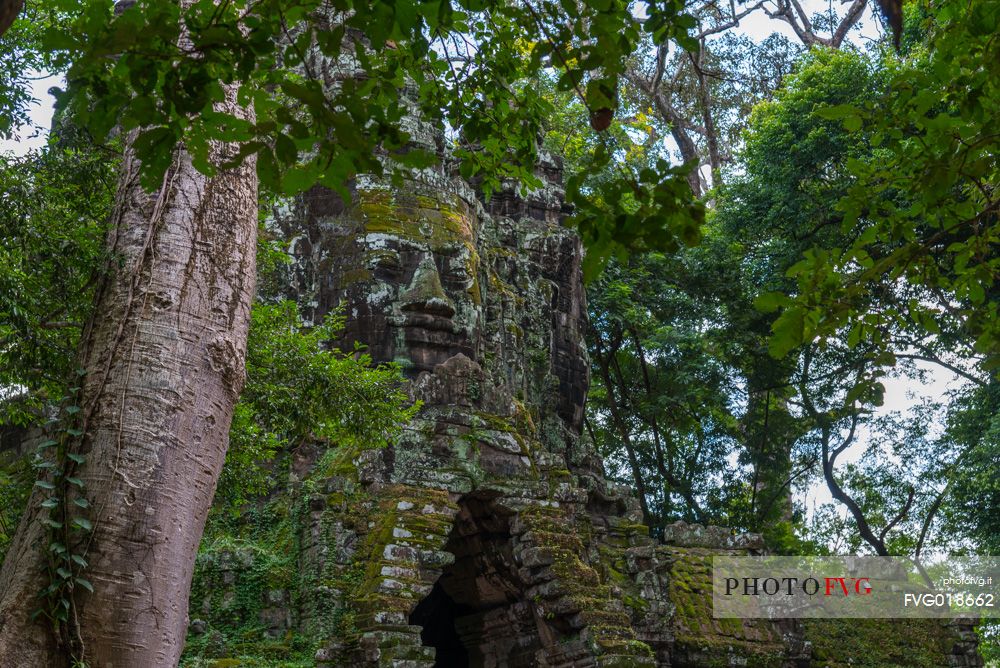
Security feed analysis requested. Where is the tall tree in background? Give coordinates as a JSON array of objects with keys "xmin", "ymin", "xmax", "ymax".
[
  {"xmin": 713, "ymin": 46, "xmax": 884, "ymax": 546},
  {"xmin": 582, "ymin": 2, "xmax": 876, "ymax": 546},
  {"xmin": 583, "ymin": 1, "xmax": 997, "ymax": 558},
  {"xmin": 756, "ymin": 1, "xmax": 1000, "ymax": 557}
]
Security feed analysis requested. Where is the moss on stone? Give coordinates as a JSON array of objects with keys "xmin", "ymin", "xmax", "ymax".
[
  {"xmin": 667, "ymin": 548, "xmax": 787, "ymax": 666},
  {"xmin": 339, "ymin": 268, "xmax": 372, "ymax": 285},
  {"xmin": 804, "ymin": 618, "xmax": 955, "ymax": 668}
]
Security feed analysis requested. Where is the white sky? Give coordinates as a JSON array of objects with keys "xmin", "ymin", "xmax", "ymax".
[{"xmin": 0, "ymin": 73, "xmax": 60, "ymax": 155}]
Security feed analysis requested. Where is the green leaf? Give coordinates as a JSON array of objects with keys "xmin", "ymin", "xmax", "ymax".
[
  {"xmin": 274, "ymin": 133, "xmax": 297, "ymax": 165},
  {"xmin": 72, "ymin": 518, "xmax": 93, "ymax": 532},
  {"xmin": 769, "ymin": 307, "xmax": 806, "ymax": 358},
  {"xmin": 281, "ymin": 165, "xmax": 319, "ymax": 195},
  {"xmin": 815, "ymin": 103, "xmax": 859, "ymax": 120},
  {"xmin": 753, "ymin": 291, "xmax": 790, "ymax": 313}
]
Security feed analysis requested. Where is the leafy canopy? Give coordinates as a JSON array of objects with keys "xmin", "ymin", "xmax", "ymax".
[
  {"xmin": 766, "ymin": 1, "xmax": 1000, "ymax": 370},
  {"xmin": 5, "ymin": 0, "xmax": 706, "ymax": 272},
  {"xmin": 0, "ymin": 128, "xmax": 116, "ymax": 424},
  {"xmin": 218, "ymin": 301, "xmax": 415, "ymax": 510}
]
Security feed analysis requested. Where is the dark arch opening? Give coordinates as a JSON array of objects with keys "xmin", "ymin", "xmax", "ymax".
[
  {"xmin": 409, "ymin": 492, "xmax": 545, "ymax": 667},
  {"xmin": 409, "ymin": 581, "xmax": 471, "ymax": 667}
]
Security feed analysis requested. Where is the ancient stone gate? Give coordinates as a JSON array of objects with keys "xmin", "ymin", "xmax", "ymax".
[{"xmin": 271, "ymin": 109, "xmax": 981, "ymax": 667}]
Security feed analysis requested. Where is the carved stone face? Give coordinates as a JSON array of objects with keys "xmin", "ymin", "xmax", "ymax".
[{"xmin": 331, "ymin": 185, "xmax": 481, "ymax": 377}]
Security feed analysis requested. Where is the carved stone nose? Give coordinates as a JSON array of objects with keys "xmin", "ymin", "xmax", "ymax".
[{"xmin": 401, "ymin": 256, "xmax": 456, "ymax": 318}]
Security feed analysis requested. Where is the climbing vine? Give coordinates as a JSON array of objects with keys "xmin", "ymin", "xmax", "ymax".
[{"xmin": 31, "ymin": 372, "xmax": 93, "ymax": 663}]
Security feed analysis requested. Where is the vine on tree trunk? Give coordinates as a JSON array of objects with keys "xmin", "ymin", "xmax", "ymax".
[{"xmin": 31, "ymin": 370, "xmax": 93, "ymax": 665}]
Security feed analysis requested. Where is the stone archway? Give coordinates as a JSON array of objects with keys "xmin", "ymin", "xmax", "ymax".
[{"xmin": 409, "ymin": 493, "xmax": 547, "ymax": 668}]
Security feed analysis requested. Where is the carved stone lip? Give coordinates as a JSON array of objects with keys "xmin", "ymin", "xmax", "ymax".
[{"xmin": 401, "ymin": 313, "xmax": 460, "ymax": 333}]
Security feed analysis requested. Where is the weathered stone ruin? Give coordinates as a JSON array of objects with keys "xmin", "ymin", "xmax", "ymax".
[
  {"xmin": 175, "ymin": 77, "xmax": 985, "ymax": 666},
  {"xmin": 244, "ymin": 131, "xmax": 982, "ymax": 666},
  {"xmin": 285, "ymin": 147, "xmax": 672, "ymax": 666}
]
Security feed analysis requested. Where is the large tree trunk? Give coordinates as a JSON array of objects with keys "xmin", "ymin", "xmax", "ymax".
[
  {"xmin": 0, "ymin": 87, "xmax": 257, "ymax": 665},
  {"xmin": 743, "ymin": 358, "xmax": 800, "ymax": 541},
  {"xmin": 0, "ymin": 0, "xmax": 23, "ymax": 38}
]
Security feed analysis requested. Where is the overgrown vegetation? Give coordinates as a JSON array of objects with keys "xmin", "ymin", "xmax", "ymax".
[
  {"xmin": 0, "ymin": 0, "xmax": 998, "ymax": 663},
  {"xmin": 218, "ymin": 301, "xmax": 415, "ymax": 512}
]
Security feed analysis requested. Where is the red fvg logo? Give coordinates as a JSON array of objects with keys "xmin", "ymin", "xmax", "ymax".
[{"xmin": 724, "ymin": 577, "xmax": 873, "ymax": 596}]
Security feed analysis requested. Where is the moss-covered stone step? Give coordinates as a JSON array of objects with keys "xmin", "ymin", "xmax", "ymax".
[
  {"xmin": 575, "ymin": 605, "xmax": 632, "ymax": 629},
  {"xmin": 358, "ymin": 626, "xmax": 436, "ymax": 667},
  {"xmin": 519, "ymin": 529, "xmax": 585, "ymax": 553},
  {"xmin": 595, "ymin": 653, "xmax": 657, "ymax": 668}
]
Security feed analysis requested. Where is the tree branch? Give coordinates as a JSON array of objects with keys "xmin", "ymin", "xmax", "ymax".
[
  {"xmin": 915, "ymin": 481, "xmax": 951, "ymax": 559},
  {"xmin": 894, "ymin": 353, "xmax": 986, "ymax": 387},
  {"xmin": 831, "ymin": 0, "xmax": 867, "ymax": 47},
  {"xmin": 878, "ymin": 486, "xmax": 914, "ymax": 544},
  {"xmin": 695, "ymin": 0, "xmax": 766, "ymax": 39},
  {"xmin": 801, "ymin": 346, "xmax": 889, "ymax": 555},
  {"xmin": 623, "ymin": 68, "xmax": 704, "ymax": 195}
]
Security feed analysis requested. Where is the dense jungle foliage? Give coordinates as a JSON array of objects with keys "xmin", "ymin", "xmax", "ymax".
[{"xmin": 1, "ymin": 0, "xmax": 998, "ymax": 664}]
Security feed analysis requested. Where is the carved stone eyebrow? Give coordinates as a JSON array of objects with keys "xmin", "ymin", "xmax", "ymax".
[{"xmin": 367, "ymin": 249, "xmax": 403, "ymax": 267}]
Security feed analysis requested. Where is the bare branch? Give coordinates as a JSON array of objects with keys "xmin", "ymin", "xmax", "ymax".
[
  {"xmin": 788, "ymin": 0, "xmax": 814, "ymax": 32},
  {"xmin": 802, "ymin": 346, "xmax": 889, "ymax": 555},
  {"xmin": 831, "ymin": 0, "xmax": 867, "ymax": 47},
  {"xmin": 894, "ymin": 353, "xmax": 986, "ymax": 387},
  {"xmin": 695, "ymin": 0, "xmax": 766, "ymax": 39},
  {"xmin": 624, "ymin": 68, "xmax": 704, "ymax": 195},
  {"xmin": 651, "ymin": 43, "xmax": 668, "ymax": 93},
  {"xmin": 764, "ymin": 0, "xmax": 820, "ymax": 45},
  {"xmin": 915, "ymin": 482, "xmax": 951, "ymax": 559},
  {"xmin": 830, "ymin": 412, "xmax": 859, "ymax": 461},
  {"xmin": 878, "ymin": 487, "xmax": 914, "ymax": 544}
]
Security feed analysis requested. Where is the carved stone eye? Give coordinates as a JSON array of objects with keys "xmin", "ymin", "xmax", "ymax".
[
  {"xmin": 370, "ymin": 252, "xmax": 402, "ymax": 276},
  {"xmin": 443, "ymin": 262, "xmax": 471, "ymax": 285}
]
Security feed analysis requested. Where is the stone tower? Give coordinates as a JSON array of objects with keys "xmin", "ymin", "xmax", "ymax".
[
  {"xmin": 282, "ymin": 134, "xmax": 686, "ymax": 665},
  {"xmin": 265, "ymin": 91, "xmax": 982, "ymax": 668}
]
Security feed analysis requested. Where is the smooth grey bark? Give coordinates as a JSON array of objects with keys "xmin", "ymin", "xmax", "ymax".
[{"xmin": 0, "ymin": 82, "xmax": 257, "ymax": 665}]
